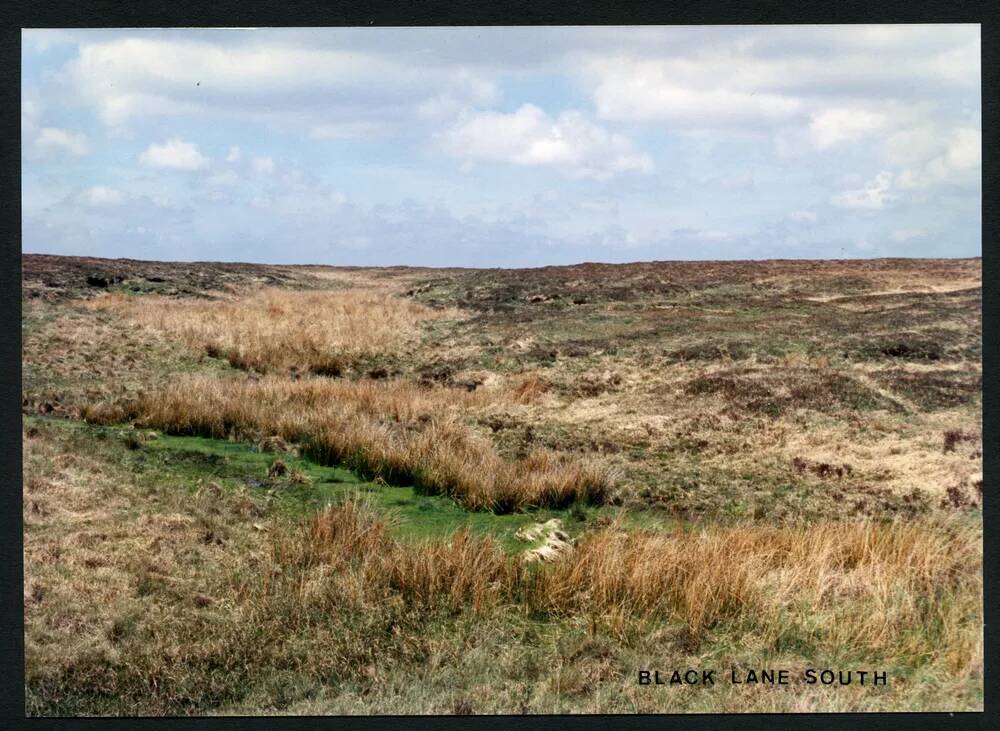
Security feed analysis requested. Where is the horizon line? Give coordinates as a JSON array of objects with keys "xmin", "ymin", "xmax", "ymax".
[{"xmin": 20, "ymin": 250, "xmax": 983, "ymax": 271}]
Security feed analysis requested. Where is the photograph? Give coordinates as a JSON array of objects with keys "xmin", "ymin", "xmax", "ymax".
[{"xmin": 20, "ymin": 24, "xmax": 982, "ymax": 715}]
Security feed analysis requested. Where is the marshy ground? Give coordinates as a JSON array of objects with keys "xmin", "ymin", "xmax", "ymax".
[{"xmin": 22, "ymin": 253, "xmax": 982, "ymax": 714}]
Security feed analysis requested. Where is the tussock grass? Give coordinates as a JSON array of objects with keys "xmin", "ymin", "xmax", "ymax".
[
  {"xmin": 509, "ymin": 374, "xmax": 550, "ymax": 404},
  {"xmin": 23, "ymin": 420, "xmax": 982, "ymax": 714},
  {"xmin": 533, "ymin": 519, "xmax": 983, "ymax": 661},
  {"xmin": 279, "ymin": 501, "xmax": 521, "ymax": 612},
  {"xmin": 283, "ymin": 501, "xmax": 982, "ymax": 665},
  {"xmin": 87, "ymin": 288, "xmax": 463, "ymax": 374},
  {"xmin": 268, "ymin": 500, "xmax": 982, "ymax": 665},
  {"xmin": 81, "ymin": 374, "xmax": 610, "ymax": 513}
]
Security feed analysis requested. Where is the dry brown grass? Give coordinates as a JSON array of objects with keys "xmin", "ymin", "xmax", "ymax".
[
  {"xmin": 81, "ymin": 374, "xmax": 610, "ymax": 513},
  {"xmin": 533, "ymin": 519, "xmax": 982, "ymax": 661},
  {"xmin": 285, "ymin": 500, "xmax": 982, "ymax": 668},
  {"xmin": 86, "ymin": 287, "xmax": 463, "ymax": 374},
  {"xmin": 509, "ymin": 374, "xmax": 551, "ymax": 405},
  {"xmin": 262, "ymin": 498, "xmax": 982, "ymax": 668},
  {"xmin": 23, "ymin": 425, "xmax": 273, "ymax": 715},
  {"xmin": 23, "ymin": 420, "xmax": 982, "ymax": 714},
  {"xmin": 24, "ymin": 255, "xmax": 984, "ymax": 714},
  {"xmin": 278, "ymin": 501, "xmax": 521, "ymax": 612}
]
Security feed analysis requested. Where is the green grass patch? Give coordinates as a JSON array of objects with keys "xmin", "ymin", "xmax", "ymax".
[{"xmin": 27, "ymin": 416, "xmax": 624, "ymax": 551}]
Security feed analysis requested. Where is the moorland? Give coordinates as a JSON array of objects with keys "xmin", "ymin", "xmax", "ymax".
[{"xmin": 22, "ymin": 253, "xmax": 982, "ymax": 714}]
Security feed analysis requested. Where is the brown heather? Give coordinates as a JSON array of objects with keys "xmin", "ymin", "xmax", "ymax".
[
  {"xmin": 86, "ymin": 287, "xmax": 463, "ymax": 373},
  {"xmin": 24, "ymin": 256, "xmax": 983, "ymax": 713},
  {"xmin": 81, "ymin": 374, "xmax": 610, "ymax": 513}
]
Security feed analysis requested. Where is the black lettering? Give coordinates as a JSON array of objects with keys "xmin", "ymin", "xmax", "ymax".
[
  {"xmin": 685, "ymin": 670, "xmax": 699, "ymax": 684},
  {"xmin": 654, "ymin": 670, "xmax": 665, "ymax": 685},
  {"xmin": 857, "ymin": 670, "xmax": 867, "ymax": 685},
  {"xmin": 731, "ymin": 667, "xmax": 741, "ymax": 684},
  {"xmin": 874, "ymin": 671, "xmax": 887, "ymax": 686},
  {"xmin": 761, "ymin": 669, "xmax": 774, "ymax": 684},
  {"xmin": 805, "ymin": 669, "xmax": 817, "ymax": 684},
  {"xmin": 703, "ymin": 670, "xmax": 715, "ymax": 685},
  {"xmin": 746, "ymin": 669, "xmax": 758, "ymax": 684},
  {"xmin": 821, "ymin": 670, "xmax": 834, "ymax": 685},
  {"xmin": 778, "ymin": 670, "xmax": 789, "ymax": 685},
  {"xmin": 639, "ymin": 670, "xmax": 651, "ymax": 685},
  {"xmin": 670, "ymin": 670, "xmax": 683, "ymax": 685}
]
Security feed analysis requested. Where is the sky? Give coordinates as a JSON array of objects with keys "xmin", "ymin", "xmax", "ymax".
[{"xmin": 21, "ymin": 25, "xmax": 981, "ymax": 267}]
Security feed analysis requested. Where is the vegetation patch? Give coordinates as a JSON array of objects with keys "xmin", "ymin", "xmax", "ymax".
[
  {"xmin": 80, "ymin": 375, "xmax": 611, "ymax": 513},
  {"xmin": 665, "ymin": 340, "xmax": 754, "ymax": 362},
  {"xmin": 24, "ymin": 419, "xmax": 983, "ymax": 716},
  {"xmin": 870, "ymin": 369, "xmax": 982, "ymax": 410},
  {"xmin": 683, "ymin": 367, "xmax": 899, "ymax": 416},
  {"xmin": 846, "ymin": 336, "xmax": 946, "ymax": 362},
  {"xmin": 22, "ymin": 254, "xmax": 983, "ymax": 714},
  {"xmin": 86, "ymin": 287, "xmax": 464, "ymax": 375}
]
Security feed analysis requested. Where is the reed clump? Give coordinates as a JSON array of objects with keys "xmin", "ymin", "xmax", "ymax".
[
  {"xmin": 87, "ymin": 288, "xmax": 463, "ymax": 374},
  {"xmin": 81, "ymin": 374, "xmax": 611, "ymax": 513},
  {"xmin": 282, "ymin": 501, "xmax": 982, "ymax": 663}
]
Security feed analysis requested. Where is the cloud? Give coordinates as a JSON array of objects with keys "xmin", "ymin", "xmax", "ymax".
[
  {"xmin": 809, "ymin": 108, "xmax": 886, "ymax": 149},
  {"xmin": 139, "ymin": 138, "xmax": 209, "ymax": 170},
  {"xmin": 831, "ymin": 171, "xmax": 895, "ymax": 209},
  {"xmin": 21, "ymin": 99, "xmax": 89, "ymax": 158},
  {"xmin": 252, "ymin": 156, "xmax": 275, "ymax": 174},
  {"xmin": 945, "ymin": 127, "xmax": 982, "ymax": 169},
  {"xmin": 586, "ymin": 56, "xmax": 803, "ymax": 129},
  {"xmin": 897, "ymin": 127, "xmax": 981, "ymax": 189},
  {"xmin": 22, "ymin": 27, "xmax": 981, "ymax": 265},
  {"xmin": 882, "ymin": 124, "xmax": 941, "ymax": 166},
  {"xmin": 577, "ymin": 26, "xmax": 977, "ymax": 144},
  {"xmin": 206, "ymin": 169, "xmax": 240, "ymax": 187},
  {"xmin": 80, "ymin": 185, "xmax": 125, "ymax": 206},
  {"xmin": 444, "ymin": 104, "xmax": 653, "ymax": 180},
  {"xmin": 21, "ymin": 98, "xmax": 40, "ymax": 130},
  {"xmin": 416, "ymin": 94, "xmax": 468, "ymax": 121},
  {"xmin": 35, "ymin": 127, "xmax": 89, "ymax": 157},
  {"xmin": 65, "ymin": 36, "xmax": 498, "ymax": 131}
]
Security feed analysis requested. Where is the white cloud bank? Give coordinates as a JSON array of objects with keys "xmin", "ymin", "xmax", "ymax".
[
  {"xmin": 444, "ymin": 104, "xmax": 653, "ymax": 180},
  {"xmin": 897, "ymin": 127, "xmax": 981, "ymax": 189},
  {"xmin": 35, "ymin": 127, "xmax": 89, "ymax": 157},
  {"xmin": 831, "ymin": 171, "xmax": 895, "ymax": 209},
  {"xmin": 252, "ymin": 156, "xmax": 275, "ymax": 174},
  {"xmin": 810, "ymin": 108, "xmax": 886, "ymax": 149},
  {"xmin": 80, "ymin": 185, "xmax": 125, "ymax": 206},
  {"xmin": 586, "ymin": 56, "xmax": 804, "ymax": 129},
  {"xmin": 139, "ymin": 138, "xmax": 209, "ymax": 170},
  {"xmin": 66, "ymin": 37, "xmax": 498, "ymax": 130}
]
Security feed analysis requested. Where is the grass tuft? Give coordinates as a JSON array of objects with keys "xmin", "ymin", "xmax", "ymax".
[
  {"xmin": 83, "ymin": 374, "xmax": 612, "ymax": 513},
  {"xmin": 86, "ymin": 287, "xmax": 463, "ymax": 374}
]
